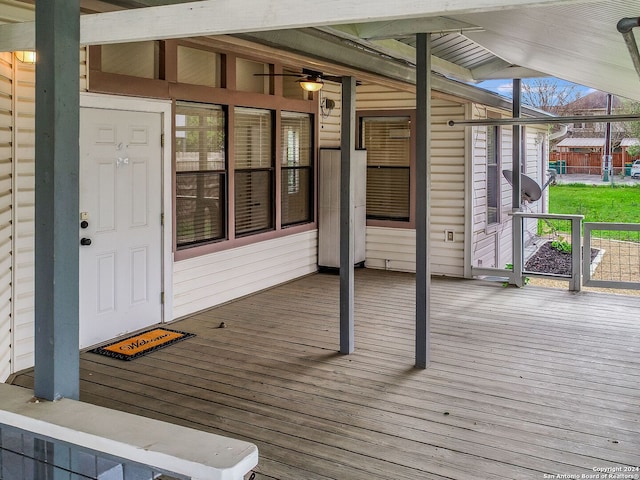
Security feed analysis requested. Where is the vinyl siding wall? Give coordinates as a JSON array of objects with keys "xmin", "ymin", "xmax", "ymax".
[
  {"xmin": 172, "ymin": 230, "xmax": 317, "ymax": 319},
  {"xmin": 471, "ymin": 105, "xmax": 546, "ymax": 270},
  {"xmin": 0, "ymin": 53, "xmax": 12, "ymax": 382},
  {"xmin": 12, "ymin": 56, "xmax": 35, "ymax": 374},
  {"xmin": 357, "ymin": 85, "xmax": 467, "ymax": 277},
  {"xmin": 2, "ymin": 41, "xmax": 87, "ymax": 378}
]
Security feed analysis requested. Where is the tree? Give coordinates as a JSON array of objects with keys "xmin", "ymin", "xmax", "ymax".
[
  {"xmin": 521, "ymin": 78, "xmax": 584, "ymax": 115},
  {"xmin": 623, "ymin": 100, "xmax": 640, "ymax": 156}
]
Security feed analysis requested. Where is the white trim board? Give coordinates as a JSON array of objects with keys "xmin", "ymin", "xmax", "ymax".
[{"xmin": 0, "ymin": 0, "xmax": 599, "ymax": 51}]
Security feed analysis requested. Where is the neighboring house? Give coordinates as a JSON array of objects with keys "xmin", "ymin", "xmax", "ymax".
[
  {"xmin": 0, "ymin": 31, "xmax": 550, "ymax": 382},
  {"xmin": 558, "ymin": 90, "xmax": 630, "ymax": 144}
]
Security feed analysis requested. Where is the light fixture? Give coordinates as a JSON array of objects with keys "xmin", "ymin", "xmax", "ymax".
[
  {"xmin": 298, "ymin": 75, "xmax": 323, "ymax": 92},
  {"xmin": 15, "ymin": 51, "xmax": 36, "ymax": 64},
  {"xmin": 320, "ymin": 96, "xmax": 335, "ymax": 118}
]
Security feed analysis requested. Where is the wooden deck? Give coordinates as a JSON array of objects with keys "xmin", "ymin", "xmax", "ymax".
[{"xmin": 12, "ymin": 269, "xmax": 640, "ymax": 479}]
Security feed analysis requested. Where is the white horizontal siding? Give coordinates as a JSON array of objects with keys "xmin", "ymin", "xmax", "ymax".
[
  {"xmin": 5, "ymin": 44, "xmax": 86, "ymax": 374},
  {"xmin": 0, "ymin": 0, "xmax": 34, "ymax": 23},
  {"xmin": 358, "ymin": 86, "xmax": 467, "ymax": 277},
  {"xmin": 11, "ymin": 59, "xmax": 35, "ymax": 373},
  {"xmin": 471, "ymin": 106, "xmax": 548, "ymax": 270},
  {"xmin": 318, "ymin": 82, "xmax": 341, "ymax": 148},
  {"xmin": 356, "ymin": 84, "xmax": 416, "ymax": 110},
  {"xmin": 172, "ymin": 230, "xmax": 318, "ymax": 319},
  {"xmin": 365, "ymin": 227, "xmax": 464, "ymax": 277},
  {"xmin": 0, "ymin": 52, "xmax": 11, "ymax": 382}
]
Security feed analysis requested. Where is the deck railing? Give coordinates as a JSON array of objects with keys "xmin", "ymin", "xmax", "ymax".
[
  {"xmin": 471, "ymin": 212, "xmax": 584, "ymax": 291},
  {"xmin": 0, "ymin": 383, "xmax": 258, "ymax": 480},
  {"xmin": 583, "ymin": 222, "xmax": 640, "ymax": 290},
  {"xmin": 515, "ymin": 212, "xmax": 584, "ymax": 292}
]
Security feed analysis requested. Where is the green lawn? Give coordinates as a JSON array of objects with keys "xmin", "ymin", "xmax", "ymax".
[
  {"xmin": 544, "ymin": 183, "xmax": 640, "ymax": 241},
  {"xmin": 548, "ymin": 183, "xmax": 640, "ymax": 223}
]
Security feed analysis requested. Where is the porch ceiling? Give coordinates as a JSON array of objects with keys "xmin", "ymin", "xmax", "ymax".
[
  {"xmin": 1, "ymin": 0, "xmax": 639, "ymax": 100},
  {"xmin": 86, "ymin": 0, "xmax": 640, "ymax": 102}
]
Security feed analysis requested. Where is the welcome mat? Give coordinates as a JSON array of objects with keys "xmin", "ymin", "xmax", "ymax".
[{"xmin": 89, "ymin": 328, "xmax": 195, "ymax": 361}]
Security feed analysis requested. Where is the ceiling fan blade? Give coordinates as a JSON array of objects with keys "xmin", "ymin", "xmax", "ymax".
[{"xmin": 252, "ymin": 73, "xmax": 305, "ymax": 77}]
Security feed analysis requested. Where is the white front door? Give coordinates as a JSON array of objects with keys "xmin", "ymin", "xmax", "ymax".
[{"xmin": 79, "ymin": 108, "xmax": 163, "ymax": 349}]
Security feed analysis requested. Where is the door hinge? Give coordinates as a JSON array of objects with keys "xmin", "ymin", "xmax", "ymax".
[
  {"xmin": 161, "ymin": 133, "xmax": 165, "ymax": 147},
  {"xmin": 161, "ymin": 292, "xmax": 165, "ymax": 304},
  {"xmin": 161, "ymin": 213, "xmax": 164, "ymax": 226}
]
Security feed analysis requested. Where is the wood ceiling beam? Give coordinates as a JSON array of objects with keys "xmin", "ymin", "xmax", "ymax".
[
  {"xmin": 352, "ymin": 18, "xmax": 482, "ymax": 40},
  {"xmin": 470, "ymin": 57, "xmax": 545, "ymax": 80},
  {"xmin": 0, "ymin": 0, "xmax": 600, "ymax": 51},
  {"xmin": 318, "ymin": 26, "xmax": 476, "ymax": 82}
]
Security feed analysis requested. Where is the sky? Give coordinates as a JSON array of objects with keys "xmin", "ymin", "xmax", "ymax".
[{"xmin": 473, "ymin": 78, "xmax": 597, "ymax": 100}]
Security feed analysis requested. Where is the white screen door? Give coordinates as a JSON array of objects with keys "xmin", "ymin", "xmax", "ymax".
[{"xmin": 79, "ymin": 108, "xmax": 163, "ymax": 348}]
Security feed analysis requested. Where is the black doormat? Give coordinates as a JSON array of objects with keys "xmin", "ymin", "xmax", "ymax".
[{"xmin": 89, "ymin": 328, "xmax": 195, "ymax": 361}]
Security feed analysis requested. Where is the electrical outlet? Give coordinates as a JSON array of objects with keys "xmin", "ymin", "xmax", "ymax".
[{"xmin": 445, "ymin": 230, "xmax": 454, "ymax": 242}]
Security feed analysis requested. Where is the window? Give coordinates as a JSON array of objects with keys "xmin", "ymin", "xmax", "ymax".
[
  {"xmin": 234, "ymin": 107, "xmax": 274, "ymax": 236},
  {"xmin": 360, "ymin": 116, "xmax": 411, "ymax": 221},
  {"xmin": 281, "ymin": 112, "xmax": 313, "ymax": 225},
  {"xmin": 487, "ymin": 125, "xmax": 501, "ymax": 225},
  {"xmin": 175, "ymin": 103, "xmax": 227, "ymax": 248}
]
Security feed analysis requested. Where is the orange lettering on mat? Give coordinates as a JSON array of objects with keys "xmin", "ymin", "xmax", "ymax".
[{"xmin": 102, "ymin": 329, "xmax": 185, "ymax": 356}]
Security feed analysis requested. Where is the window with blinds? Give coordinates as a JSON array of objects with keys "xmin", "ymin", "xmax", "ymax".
[
  {"xmin": 361, "ymin": 116, "xmax": 411, "ymax": 221},
  {"xmin": 234, "ymin": 107, "xmax": 274, "ymax": 236},
  {"xmin": 281, "ymin": 111, "xmax": 312, "ymax": 226},
  {"xmin": 487, "ymin": 125, "xmax": 501, "ymax": 225},
  {"xmin": 175, "ymin": 103, "xmax": 227, "ymax": 248}
]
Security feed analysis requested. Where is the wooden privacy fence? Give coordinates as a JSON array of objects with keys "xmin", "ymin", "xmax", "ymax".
[{"xmin": 550, "ymin": 152, "xmax": 633, "ymax": 175}]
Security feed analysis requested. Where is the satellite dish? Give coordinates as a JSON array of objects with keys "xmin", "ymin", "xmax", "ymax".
[{"xmin": 502, "ymin": 169, "xmax": 543, "ymax": 202}]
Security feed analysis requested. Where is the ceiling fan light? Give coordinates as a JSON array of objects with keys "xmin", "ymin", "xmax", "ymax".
[{"xmin": 298, "ymin": 77, "xmax": 324, "ymax": 92}]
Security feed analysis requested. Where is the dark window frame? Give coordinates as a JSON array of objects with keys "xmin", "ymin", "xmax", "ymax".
[
  {"xmin": 175, "ymin": 102, "xmax": 228, "ymax": 249},
  {"xmin": 280, "ymin": 111, "xmax": 314, "ymax": 227},
  {"xmin": 357, "ymin": 110, "xmax": 416, "ymax": 228}
]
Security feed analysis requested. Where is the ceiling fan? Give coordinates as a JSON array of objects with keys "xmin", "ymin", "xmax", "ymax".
[{"xmin": 254, "ymin": 68, "xmax": 353, "ymax": 92}]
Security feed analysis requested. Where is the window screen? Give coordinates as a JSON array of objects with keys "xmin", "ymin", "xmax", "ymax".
[
  {"xmin": 281, "ymin": 111, "xmax": 312, "ymax": 226},
  {"xmin": 234, "ymin": 107, "xmax": 274, "ymax": 235},
  {"xmin": 175, "ymin": 103, "xmax": 226, "ymax": 248},
  {"xmin": 361, "ymin": 116, "xmax": 411, "ymax": 221}
]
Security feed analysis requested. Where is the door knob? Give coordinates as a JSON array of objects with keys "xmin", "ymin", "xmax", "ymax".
[{"xmin": 80, "ymin": 237, "xmax": 92, "ymax": 246}]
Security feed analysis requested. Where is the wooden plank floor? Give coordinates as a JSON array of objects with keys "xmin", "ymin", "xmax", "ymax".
[{"xmin": 12, "ymin": 269, "xmax": 640, "ymax": 479}]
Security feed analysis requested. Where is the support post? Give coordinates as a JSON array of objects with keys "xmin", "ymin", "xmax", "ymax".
[
  {"xmin": 415, "ymin": 33, "xmax": 431, "ymax": 369},
  {"xmin": 34, "ymin": 0, "xmax": 81, "ymax": 401},
  {"xmin": 511, "ymin": 78, "xmax": 524, "ymax": 288},
  {"xmin": 570, "ymin": 216, "xmax": 582, "ymax": 292},
  {"xmin": 339, "ymin": 76, "xmax": 356, "ymax": 354}
]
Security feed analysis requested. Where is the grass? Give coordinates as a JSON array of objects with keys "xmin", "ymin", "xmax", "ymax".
[{"xmin": 543, "ymin": 183, "xmax": 640, "ymax": 241}]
